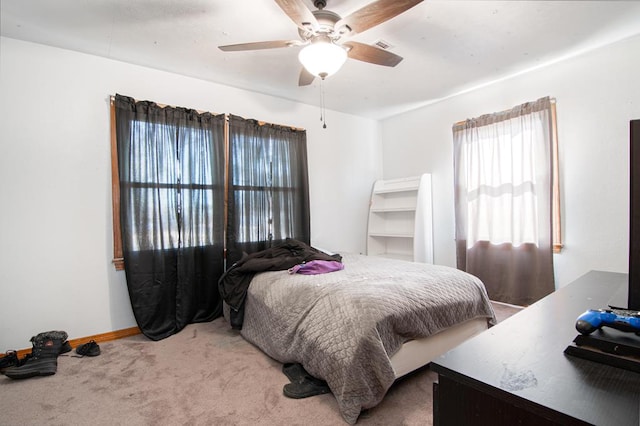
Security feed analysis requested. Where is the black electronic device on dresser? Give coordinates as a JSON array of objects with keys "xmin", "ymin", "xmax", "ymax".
[{"xmin": 609, "ymin": 119, "xmax": 640, "ymax": 311}]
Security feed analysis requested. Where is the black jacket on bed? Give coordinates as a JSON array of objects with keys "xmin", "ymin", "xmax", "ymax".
[{"xmin": 218, "ymin": 238, "xmax": 342, "ymax": 329}]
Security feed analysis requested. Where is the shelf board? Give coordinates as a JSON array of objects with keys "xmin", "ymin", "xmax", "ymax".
[
  {"xmin": 373, "ymin": 188, "xmax": 418, "ymax": 195},
  {"xmin": 368, "ymin": 232, "xmax": 413, "ymax": 238},
  {"xmin": 370, "ymin": 207, "xmax": 416, "ymax": 213}
]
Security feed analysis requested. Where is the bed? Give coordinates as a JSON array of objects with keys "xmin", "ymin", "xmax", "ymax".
[{"xmin": 233, "ymin": 252, "xmax": 495, "ymax": 424}]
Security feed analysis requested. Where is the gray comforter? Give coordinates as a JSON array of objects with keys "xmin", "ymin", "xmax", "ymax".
[{"xmin": 240, "ymin": 253, "xmax": 496, "ymax": 424}]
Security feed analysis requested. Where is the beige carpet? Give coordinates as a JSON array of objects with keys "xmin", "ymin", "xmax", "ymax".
[{"xmin": 0, "ymin": 302, "xmax": 521, "ymax": 426}]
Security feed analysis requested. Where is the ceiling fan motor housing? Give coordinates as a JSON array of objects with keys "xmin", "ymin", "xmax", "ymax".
[{"xmin": 299, "ymin": 9, "xmax": 345, "ymax": 40}]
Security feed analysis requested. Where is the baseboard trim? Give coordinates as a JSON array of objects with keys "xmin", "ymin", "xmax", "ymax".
[{"xmin": 6, "ymin": 327, "xmax": 141, "ymax": 359}]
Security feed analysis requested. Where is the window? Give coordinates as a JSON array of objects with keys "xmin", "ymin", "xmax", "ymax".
[
  {"xmin": 121, "ymin": 121, "xmax": 223, "ymax": 251},
  {"xmin": 454, "ymin": 98, "xmax": 561, "ymax": 252},
  {"xmin": 110, "ymin": 99, "xmax": 309, "ymax": 270},
  {"xmin": 225, "ymin": 115, "xmax": 310, "ymax": 261}
]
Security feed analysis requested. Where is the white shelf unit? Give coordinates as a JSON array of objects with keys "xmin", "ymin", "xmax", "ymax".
[{"xmin": 367, "ymin": 174, "xmax": 433, "ymax": 263}]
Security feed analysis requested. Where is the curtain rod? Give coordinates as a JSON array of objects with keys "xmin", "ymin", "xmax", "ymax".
[
  {"xmin": 453, "ymin": 97, "xmax": 556, "ymax": 127},
  {"xmin": 110, "ymin": 95, "xmax": 305, "ymax": 132},
  {"xmin": 227, "ymin": 113, "xmax": 305, "ymax": 132},
  {"xmin": 109, "ymin": 95, "xmax": 222, "ymax": 116},
  {"xmin": 260, "ymin": 120, "xmax": 305, "ymax": 132}
]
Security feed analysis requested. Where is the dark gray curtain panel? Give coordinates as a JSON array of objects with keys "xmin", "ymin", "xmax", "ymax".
[
  {"xmin": 226, "ymin": 115, "xmax": 310, "ymax": 264},
  {"xmin": 114, "ymin": 94, "xmax": 225, "ymax": 340}
]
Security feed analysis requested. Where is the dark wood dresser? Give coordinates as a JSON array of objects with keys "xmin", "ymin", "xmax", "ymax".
[{"xmin": 431, "ymin": 270, "xmax": 640, "ymax": 426}]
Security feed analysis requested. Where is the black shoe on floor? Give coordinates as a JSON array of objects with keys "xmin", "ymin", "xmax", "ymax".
[
  {"xmin": 75, "ymin": 340, "xmax": 100, "ymax": 357},
  {"xmin": 282, "ymin": 363, "xmax": 308, "ymax": 383},
  {"xmin": 0, "ymin": 350, "xmax": 19, "ymax": 374},
  {"xmin": 59, "ymin": 341, "xmax": 72, "ymax": 355},
  {"xmin": 4, "ymin": 331, "xmax": 68, "ymax": 380},
  {"xmin": 283, "ymin": 377, "xmax": 331, "ymax": 399},
  {"xmin": 281, "ymin": 363, "xmax": 330, "ymax": 399},
  {"xmin": 13, "ymin": 338, "xmax": 72, "ymax": 368},
  {"xmin": 3, "ymin": 358, "xmax": 58, "ymax": 379}
]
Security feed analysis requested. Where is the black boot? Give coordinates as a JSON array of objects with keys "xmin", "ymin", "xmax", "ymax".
[
  {"xmin": 3, "ymin": 331, "xmax": 68, "ymax": 380},
  {"xmin": 17, "ymin": 339, "xmax": 72, "ymax": 366}
]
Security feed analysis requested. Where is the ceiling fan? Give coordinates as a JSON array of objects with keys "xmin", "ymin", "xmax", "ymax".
[{"xmin": 218, "ymin": 0, "xmax": 424, "ymax": 86}]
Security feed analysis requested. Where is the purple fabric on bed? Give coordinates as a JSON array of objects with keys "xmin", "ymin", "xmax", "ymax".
[{"xmin": 288, "ymin": 260, "xmax": 344, "ymax": 275}]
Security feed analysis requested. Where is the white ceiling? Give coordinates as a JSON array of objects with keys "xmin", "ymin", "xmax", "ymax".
[{"xmin": 3, "ymin": 0, "xmax": 640, "ymax": 120}]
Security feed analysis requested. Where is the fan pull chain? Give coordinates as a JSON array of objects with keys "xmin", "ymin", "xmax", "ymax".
[{"xmin": 320, "ymin": 79, "xmax": 327, "ymax": 129}]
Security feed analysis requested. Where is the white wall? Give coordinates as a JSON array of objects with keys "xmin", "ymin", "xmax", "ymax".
[
  {"xmin": 380, "ymin": 34, "xmax": 640, "ymax": 289},
  {"xmin": 0, "ymin": 37, "xmax": 381, "ymax": 350},
  {"xmin": 5, "ymin": 32, "xmax": 637, "ymax": 351}
]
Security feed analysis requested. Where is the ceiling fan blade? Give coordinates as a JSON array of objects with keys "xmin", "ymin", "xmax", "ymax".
[
  {"xmin": 218, "ymin": 40, "xmax": 300, "ymax": 52},
  {"xmin": 344, "ymin": 41, "xmax": 403, "ymax": 67},
  {"xmin": 298, "ymin": 68, "xmax": 315, "ymax": 86},
  {"xmin": 274, "ymin": 0, "xmax": 319, "ymax": 32},
  {"xmin": 336, "ymin": 0, "xmax": 423, "ymax": 36}
]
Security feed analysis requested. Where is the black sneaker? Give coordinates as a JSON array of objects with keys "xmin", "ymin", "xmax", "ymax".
[
  {"xmin": 75, "ymin": 340, "xmax": 100, "ymax": 357},
  {"xmin": 0, "ymin": 350, "xmax": 19, "ymax": 373}
]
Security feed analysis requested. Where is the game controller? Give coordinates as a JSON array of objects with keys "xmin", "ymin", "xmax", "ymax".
[{"xmin": 575, "ymin": 309, "xmax": 640, "ymax": 335}]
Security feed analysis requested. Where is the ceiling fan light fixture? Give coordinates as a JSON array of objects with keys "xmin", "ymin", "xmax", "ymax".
[{"xmin": 298, "ymin": 39, "xmax": 347, "ymax": 79}]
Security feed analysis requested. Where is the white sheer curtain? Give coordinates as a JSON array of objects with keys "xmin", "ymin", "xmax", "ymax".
[{"xmin": 453, "ymin": 97, "xmax": 555, "ymax": 305}]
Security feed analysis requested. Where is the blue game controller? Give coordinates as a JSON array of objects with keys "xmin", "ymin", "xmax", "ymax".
[{"xmin": 575, "ymin": 309, "xmax": 640, "ymax": 335}]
